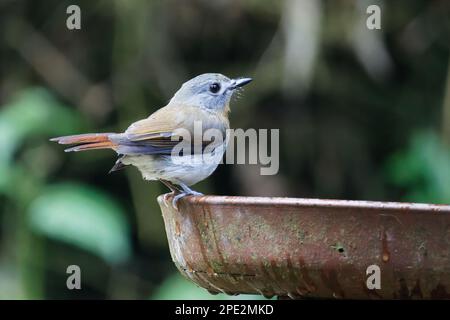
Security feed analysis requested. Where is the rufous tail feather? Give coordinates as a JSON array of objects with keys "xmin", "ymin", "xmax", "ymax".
[{"xmin": 50, "ymin": 133, "xmax": 117, "ymax": 152}]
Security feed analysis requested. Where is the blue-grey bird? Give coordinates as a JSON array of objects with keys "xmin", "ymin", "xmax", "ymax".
[{"xmin": 51, "ymin": 73, "xmax": 252, "ymax": 207}]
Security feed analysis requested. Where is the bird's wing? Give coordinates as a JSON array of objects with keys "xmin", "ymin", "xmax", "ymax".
[
  {"xmin": 111, "ymin": 104, "xmax": 228, "ymax": 155},
  {"xmin": 125, "ymin": 105, "xmax": 187, "ymax": 140}
]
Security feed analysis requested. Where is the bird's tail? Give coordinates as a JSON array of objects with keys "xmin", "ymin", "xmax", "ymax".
[{"xmin": 50, "ymin": 133, "xmax": 118, "ymax": 152}]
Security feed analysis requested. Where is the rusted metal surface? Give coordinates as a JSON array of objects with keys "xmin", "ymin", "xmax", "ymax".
[{"xmin": 157, "ymin": 195, "xmax": 450, "ymax": 299}]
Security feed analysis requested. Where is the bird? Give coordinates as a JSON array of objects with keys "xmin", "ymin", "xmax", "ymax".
[{"xmin": 51, "ymin": 73, "xmax": 252, "ymax": 208}]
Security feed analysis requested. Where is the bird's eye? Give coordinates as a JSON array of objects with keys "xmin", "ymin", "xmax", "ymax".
[{"xmin": 209, "ymin": 82, "xmax": 221, "ymax": 93}]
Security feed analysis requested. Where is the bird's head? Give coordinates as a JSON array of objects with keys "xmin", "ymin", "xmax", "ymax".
[{"xmin": 170, "ymin": 73, "xmax": 252, "ymax": 112}]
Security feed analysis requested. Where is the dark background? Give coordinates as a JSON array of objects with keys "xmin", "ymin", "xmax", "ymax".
[{"xmin": 0, "ymin": 0, "xmax": 449, "ymax": 299}]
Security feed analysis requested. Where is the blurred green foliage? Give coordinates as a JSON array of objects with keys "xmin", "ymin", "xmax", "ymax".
[
  {"xmin": 0, "ymin": 88, "xmax": 83, "ymax": 195},
  {"xmin": 153, "ymin": 273, "xmax": 266, "ymax": 300},
  {"xmin": 28, "ymin": 183, "xmax": 130, "ymax": 264},
  {"xmin": 388, "ymin": 131, "xmax": 450, "ymax": 203}
]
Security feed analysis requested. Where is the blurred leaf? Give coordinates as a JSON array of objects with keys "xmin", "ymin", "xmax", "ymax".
[
  {"xmin": 152, "ymin": 272, "xmax": 267, "ymax": 300},
  {"xmin": 0, "ymin": 87, "xmax": 83, "ymax": 162},
  {"xmin": 387, "ymin": 131, "xmax": 450, "ymax": 203},
  {"xmin": 0, "ymin": 88, "xmax": 83, "ymax": 191},
  {"xmin": 27, "ymin": 183, "xmax": 131, "ymax": 264}
]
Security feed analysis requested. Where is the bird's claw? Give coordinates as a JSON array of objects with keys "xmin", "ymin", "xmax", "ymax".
[
  {"xmin": 189, "ymin": 190, "xmax": 204, "ymax": 196},
  {"xmin": 171, "ymin": 191, "xmax": 204, "ymax": 210},
  {"xmin": 163, "ymin": 192, "xmax": 175, "ymax": 207}
]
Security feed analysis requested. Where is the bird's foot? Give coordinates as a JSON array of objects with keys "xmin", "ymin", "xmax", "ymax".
[
  {"xmin": 187, "ymin": 190, "xmax": 204, "ymax": 196},
  {"xmin": 163, "ymin": 192, "xmax": 175, "ymax": 207},
  {"xmin": 159, "ymin": 179, "xmax": 183, "ymax": 207},
  {"xmin": 172, "ymin": 192, "xmax": 187, "ymax": 210},
  {"xmin": 172, "ymin": 190, "xmax": 204, "ymax": 210}
]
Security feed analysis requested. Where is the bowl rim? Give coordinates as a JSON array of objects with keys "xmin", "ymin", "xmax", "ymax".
[{"xmin": 158, "ymin": 194, "xmax": 450, "ymax": 213}]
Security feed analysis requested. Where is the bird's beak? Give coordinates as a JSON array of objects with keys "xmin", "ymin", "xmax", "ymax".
[{"xmin": 230, "ymin": 77, "xmax": 253, "ymax": 90}]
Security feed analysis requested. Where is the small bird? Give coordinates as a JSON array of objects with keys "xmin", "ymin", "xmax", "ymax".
[{"xmin": 51, "ymin": 73, "xmax": 252, "ymax": 207}]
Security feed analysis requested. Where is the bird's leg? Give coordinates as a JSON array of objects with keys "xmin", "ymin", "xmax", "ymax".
[
  {"xmin": 160, "ymin": 179, "xmax": 181, "ymax": 193},
  {"xmin": 171, "ymin": 183, "xmax": 204, "ymax": 209},
  {"xmin": 180, "ymin": 183, "xmax": 204, "ymax": 196},
  {"xmin": 159, "ymin": 179, "xmax": 182, "ymax": 207}
]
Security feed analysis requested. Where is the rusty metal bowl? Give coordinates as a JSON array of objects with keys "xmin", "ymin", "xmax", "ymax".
[{"xmin": 157, "ymin": 195, "xmax": 450, "ymax": 299}]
